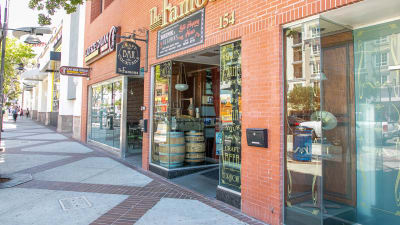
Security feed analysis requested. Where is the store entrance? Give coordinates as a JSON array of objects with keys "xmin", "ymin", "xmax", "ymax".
[
  {"xmin": 125, "ymin": 77, "xmax": 144, "ymax": 167},
  {"xmin": 152, "ymin": 46, "xmax": 221, "ymax": 197}
]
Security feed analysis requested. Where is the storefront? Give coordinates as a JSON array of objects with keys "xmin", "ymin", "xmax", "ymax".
[
  {"xmin": 283, "ymin": 2, "xmax": 400, "ymax": 225},
  {"xmin": 82, "ymin": 0, "xmax": 400, "ymax": 224}
]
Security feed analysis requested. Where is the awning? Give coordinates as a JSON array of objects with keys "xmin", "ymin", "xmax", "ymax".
[
  {"xmin": 39, "ymin": 51, "xmax": 61, "ymax": 73},
  {"xmin": 21, "ymin": 68, "xmax": 47, "ymax": 82}
]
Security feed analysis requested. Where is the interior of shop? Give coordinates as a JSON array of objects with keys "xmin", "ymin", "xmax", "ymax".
[
  {"xmin": 284, "ymin": 15, "xmax": 400, "ymax": 225},
  {"xmin": 152, "ymin": 46, "xmax": 222, "ymax": 197},
  {"xmin": 124, "ymin": 77, "xmax": 145, "ymax": 168},
  {"xmin": 89, "ymin": 80, "xmax": 122, "ymax": 150}
]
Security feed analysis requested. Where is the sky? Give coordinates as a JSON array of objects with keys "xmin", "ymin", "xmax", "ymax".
[{"xmin": 0, "ymin": 0, "xmax": 64, "ymax": 53}]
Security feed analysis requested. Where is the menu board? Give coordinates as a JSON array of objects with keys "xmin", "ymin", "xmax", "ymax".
[
  {"xmin": 157, "ymin": 9, "xmax": 205, "ymax": 58},
  {"xmin": 219, "ymin": 41, "xmax": 242, "ymax": 192}
]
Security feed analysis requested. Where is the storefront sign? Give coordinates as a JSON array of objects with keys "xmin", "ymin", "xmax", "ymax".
[
  {"xmin": 59, "ymin": 66, "xmax": 90, "ymax": 77},
  {"xmin": 220, "ymin": 41, "xmax": 242, "ymax": 193},
  {"xmin": 116, "ymin": 41, "xmax": 141, "ymax": 76},
  {"xmin": 85, "ymin": 26, "xmax": 119, "ymax": 64},
  {"xmin": 150, "ymin": 0, "xmax": 221, "ymax": 30},
  {"xmin": 157, "ymin": 8, "xmax": 205, "ymax": 58}
]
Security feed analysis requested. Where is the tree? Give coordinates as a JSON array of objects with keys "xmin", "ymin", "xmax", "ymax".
[
  {"xmin": 1, "ymin": 38, "xmax": 35, "ymax": 102},
  {"xmin": 287, "ymin": 85, "xmax": 320, "ymax": 115},
  {"xmin": 28, "ymin": 0, "xmax": 84, "ymax": 25}
]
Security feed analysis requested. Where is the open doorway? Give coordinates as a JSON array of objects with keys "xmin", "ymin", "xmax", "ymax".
[
  {"xmin": 152, "ymin": 46, "xmax": 221, "ymax": 198},
  {"xmin": 124, "ymin": 77, "xmax": 144, "ymax": 168}
]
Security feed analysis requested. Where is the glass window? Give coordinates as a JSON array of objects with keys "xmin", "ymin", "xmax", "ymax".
[
  {"xmin": 219, "ymin": 41, "xmax": 242, "ymax": 193},
  {"xmin": 284, "ymin": 17, "xmax": 400, "ymax": 225},
  {"xmin": 89, "ymin": 80, "xmax": 122, "ymax": 149},
  {"xmin": 354, "ymin": 19, "xmax": 400, "ymax": 225},
  {"xmin": 52, "ymin": 72, "xmax": 60, "ymax": 112}
]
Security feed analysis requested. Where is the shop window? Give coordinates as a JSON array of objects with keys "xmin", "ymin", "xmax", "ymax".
[
  {"xmin": 90, "ymin": 0, "xmax": 103, "ymax": 22},
  {"xmin": 52, "ymin": 72, "xmax": 60, "ymax": 112},
  {"xmin": 311, "ymin": 62, "xmax": 320, "ymax": 75},
  {"xmin": 285, "ymin": 18, "xmax": 400, "ymax": 225},
  {"xmin": 89, "ymin": 80, "xmax": 122, "ymax": 149},
  {"xmin": 375, "ymin": 52, "xmax": 389, "ymax": 67},
  {"xmin": 311, "ymin": 44, "xmax": 320, "ymax": 56}
]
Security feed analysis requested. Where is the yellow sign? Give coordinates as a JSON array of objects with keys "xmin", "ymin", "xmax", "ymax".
[
  {"xmin": 85, "ymin": 50, "xmax": 99, "ymax": 63},
  {"xmin": 150, "ymin": 0, "xmax": 221, "ymax": 30}
]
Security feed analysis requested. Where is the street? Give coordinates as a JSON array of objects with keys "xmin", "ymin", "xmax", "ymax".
[{"xmin": 0, "ymin": 118, "xmax": 265, "ymax": 225}]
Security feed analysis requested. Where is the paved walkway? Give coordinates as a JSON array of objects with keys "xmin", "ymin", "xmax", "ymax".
[{"xmin": 0, "ymin": 118, "xmax": 267, "ymax": 225}]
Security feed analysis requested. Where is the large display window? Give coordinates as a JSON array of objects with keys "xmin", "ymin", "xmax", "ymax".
[
  {"xmin": 89, "ymin": 80, "xmax": 122, "ymax": 149},
  {"xmin": 284, "ymin": 18, "xmax": 400, "ymax": 225},
  {"xmin": 151, "ymin": 61, "xmax": 220, "ymax": 168}
]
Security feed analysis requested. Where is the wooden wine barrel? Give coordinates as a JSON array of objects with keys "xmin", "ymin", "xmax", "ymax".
[
  {"xmin": 158, "ymin": 132, "xmax": 185, "ymax": 168},
  {"xmin": 185, "ymin": 131, "xmax": 205, "ymax": 164}
]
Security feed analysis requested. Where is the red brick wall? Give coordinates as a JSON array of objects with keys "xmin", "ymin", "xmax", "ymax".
[
  {"xmin": 104, "ymin": 0, "xmax": 114, "ymax": 9},
  {"xmin": 90, "ymin": 0, "xmax": 103, "ymax": 23},
  {"xmin": 82, "ymin": 1, "xmax": 364, "ymax": 224}
]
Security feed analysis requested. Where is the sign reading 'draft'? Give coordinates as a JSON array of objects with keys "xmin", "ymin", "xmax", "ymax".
[
  {"xmin": 116, "ymin": 41, "xmax": 141, "ymax": 76},
  {"xmin": 59, "ymin": 66, "xmax": 90, "ymax": 77},
  {"xmin": 157, "ymin": 8, "xmax": 204, "ymax": 58},
  {"xmin": 85, "ymin": 26, "xmax": 118, "ymax": 64}
]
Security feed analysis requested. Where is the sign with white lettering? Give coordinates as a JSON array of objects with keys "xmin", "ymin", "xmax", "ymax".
[
  {"xmin": 116, "ymin": 41, "xmax": 141, "ymax": 76},
  {"xmin": 157, "ymin": 8, "xmax": 204, "ymax": 58},
  {"xmin": 59, "ymin": 66, "xmax": 90, "ymax": 77}
]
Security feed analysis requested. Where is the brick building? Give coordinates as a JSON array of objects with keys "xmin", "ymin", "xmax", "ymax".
[{"xmin": 81, "ymin": 0, "xmax": 400, "ymax": 224}]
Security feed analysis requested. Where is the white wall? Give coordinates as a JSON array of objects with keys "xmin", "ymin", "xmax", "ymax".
[
  {"xmin": 38, "ymin": 80, "xmax": 48, "ymax": 112},
  {"xmin": 59, "ymin": 4, "xmax": 86, "ymax": 117},
  {"xmin": 46, "ymin": 73, "xmax": 53, "ymax": 112}
]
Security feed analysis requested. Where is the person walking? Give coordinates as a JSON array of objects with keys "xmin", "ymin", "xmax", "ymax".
[
  {"xmin": 20, "ymin": 108, "xmax": 24, "ymax": 119},
  {"xmin": 12, "ymin": 107, "xmax": 18, "ymax": 122},
  {"xmin": 26, "ymin": 108, "xmax": 30, "ymax": 118}
]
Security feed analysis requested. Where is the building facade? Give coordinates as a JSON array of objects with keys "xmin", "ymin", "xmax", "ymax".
[
  {"xmin": 81, "ymin": 0, "xmax": 400, "ymax": 224},
  {"xmin": 22, "ymin": 5, "xmax": 86, "ymax": 139}
]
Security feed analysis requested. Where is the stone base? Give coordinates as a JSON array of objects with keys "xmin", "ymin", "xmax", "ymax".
[
  {"xmin": 31, "ymin": 110, "xmax": 38, "ymax": 120},
  {"xmin": 38, "ymin": 112, "xmax": 46, "ymax": 123},
  {"xmin": 216, "ymin": 186, "xmax": 241, "ymax": 209},
  {"xmin": 72, "ymin": 116, "xmax": 81, "ymax": 140},
  {"xmin": 57, "ymin": 115, "xmax": 73, "ymax": 133},
  {"xmin": 149, "ymin": 163, "xmax": 218, "ymax": 179},
  {"xmin": 47, "ymin": 112, "xmax": 58, "ymax": 127}
]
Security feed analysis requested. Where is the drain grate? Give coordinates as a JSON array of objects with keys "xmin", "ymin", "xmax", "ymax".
[{"xmin": 59, "ymin": 196, "xmax": 92, "ymax": 211}]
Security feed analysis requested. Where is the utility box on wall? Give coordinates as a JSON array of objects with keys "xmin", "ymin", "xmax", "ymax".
[{"xmin": 246, "ymin": 128, "xmax": 268, "ymax": 148}]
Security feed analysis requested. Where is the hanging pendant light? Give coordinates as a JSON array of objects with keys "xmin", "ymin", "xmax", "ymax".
[{"xmin": 175, "ymin": 63, "xmax": 189, "ymax": 91}]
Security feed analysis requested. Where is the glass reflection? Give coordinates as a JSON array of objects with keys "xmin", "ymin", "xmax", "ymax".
[
  {"xmin": 89, "ymin": 81, "xmax": 122, "ymax": 149},
  {"xmin": 285, "ymin": 19, "xmax": 323, "ymax": 225}
]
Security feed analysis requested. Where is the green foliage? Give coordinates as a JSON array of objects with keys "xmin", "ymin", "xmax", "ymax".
[
  {"xmin": 1, "ymin": 38, "xmax": 35, "ymax": 101},
  {"xmin": 29, "ymin": 0, "xmax": 85, "ymax": 25},
  {"xmin": 287, "ymin": 85, "xmax": 320, "ymax": 113}
]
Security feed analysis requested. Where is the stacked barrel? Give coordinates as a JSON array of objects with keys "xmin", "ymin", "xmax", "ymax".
[{"xmin": 184, "ymin": 131, "xmax": 205, "ymax": 164}]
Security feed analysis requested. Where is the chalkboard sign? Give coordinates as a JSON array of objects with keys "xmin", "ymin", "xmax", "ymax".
[
  {"xmin": 116, "ymin": 41, "xmax": 141, "ymax": 76},
  {"xmin": 219, "ymin": 41, "xmax": 242, "ymax": 193},
  {"xmin": 157, "ymin": 8, "xmax": 205, "ymax": 58}
]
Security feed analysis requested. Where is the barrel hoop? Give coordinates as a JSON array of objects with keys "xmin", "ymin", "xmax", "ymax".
[
  {"xmin": 159, "ymin": 144, "xmax": 185, "ymax": 147},
  {"xmin": 159, "ymin": 153, "xmax": 185, "ymax": 156}
]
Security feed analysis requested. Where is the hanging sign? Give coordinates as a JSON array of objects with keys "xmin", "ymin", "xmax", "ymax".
[
  {"xmin": 59, "ymin": 66, "xmax": 90, "ymax": 77},
  {"xmin": 116, "ymin": 41, "xmax": 141, "ymax": 76},
  {"xmin": 85, "ymin": 26, "xmax": 119, "ymax": 64},
  {"xmin": 157, "ymin": 8, "xmax": 205, "ymax": 58}
]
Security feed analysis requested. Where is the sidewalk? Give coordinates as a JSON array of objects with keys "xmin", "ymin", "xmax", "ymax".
[{"xmin": 0, "ymin": 118, "xmax": 268, "ymax": 225}]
